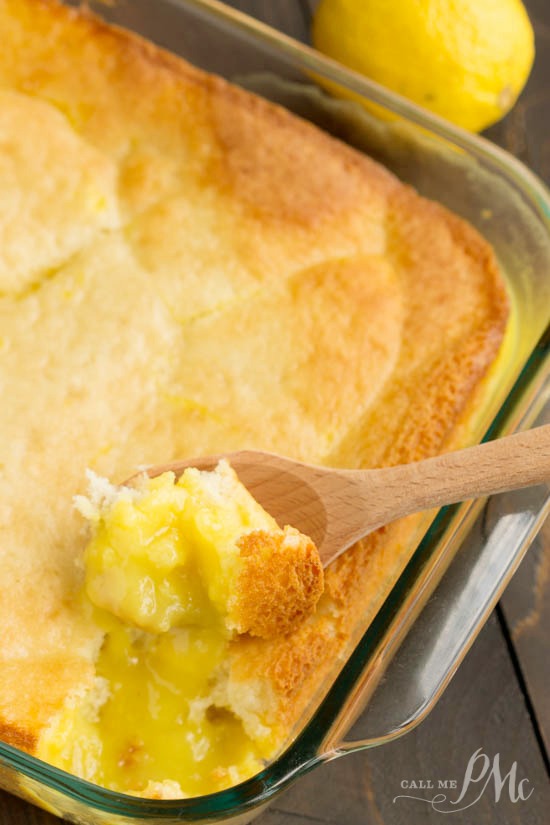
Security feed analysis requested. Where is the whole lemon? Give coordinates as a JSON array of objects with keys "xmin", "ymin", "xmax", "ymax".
[{"xmin": 312, "ymin": 0, "xmax": 535, "ymax": 132}]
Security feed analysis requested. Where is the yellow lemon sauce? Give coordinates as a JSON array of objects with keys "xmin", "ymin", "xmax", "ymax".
[{"xmin": 38, "ymin": 463, "xmax": 320, "ymax": 798}]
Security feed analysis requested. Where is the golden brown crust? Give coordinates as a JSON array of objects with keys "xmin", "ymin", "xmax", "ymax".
[
  {"xmin": 0, "ymin": 0, "xmax": 509, "ymax": 769},
  {"xmin": 0, "ymin": 655, "xmax": 96, "ymax": 752},
  {"xmin": 0, "ymin": 723, "xmax": 36, "ymax": 754},
  {"xmin": 234, "ymin": 528, "xmax": 324, "ymax": 639}
]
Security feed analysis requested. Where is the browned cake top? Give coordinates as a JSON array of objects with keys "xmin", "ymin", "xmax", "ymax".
[{"xmin": 0, "ymin": 0, "xmax": 508, "ymax": 785}]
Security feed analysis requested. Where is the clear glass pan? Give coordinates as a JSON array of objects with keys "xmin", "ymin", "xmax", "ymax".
[{"xmin": 1, "ymin": 0, "xmax": 549, "ymax": 822}]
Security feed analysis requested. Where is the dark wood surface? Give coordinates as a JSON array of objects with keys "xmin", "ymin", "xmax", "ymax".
[{"xmin": 2, "ymin": 1, "xmax": 549, "ymax": 822}]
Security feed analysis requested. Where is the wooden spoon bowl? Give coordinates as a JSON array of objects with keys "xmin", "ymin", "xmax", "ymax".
[{"xmin": 131, "ymin": 424, "xmax": 550, "ymax": 568}]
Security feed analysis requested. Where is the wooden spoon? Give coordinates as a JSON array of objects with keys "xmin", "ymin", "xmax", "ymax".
[{"xmin": 133, "ymin": 424, "xmax": 550, "ymax": 568}]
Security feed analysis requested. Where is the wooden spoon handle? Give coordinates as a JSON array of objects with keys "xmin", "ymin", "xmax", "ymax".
[{"xmin": 352, "ymin": 424, "xmax": 550, "ymax": 527}]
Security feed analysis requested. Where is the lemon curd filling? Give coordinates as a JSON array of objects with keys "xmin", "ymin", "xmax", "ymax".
[
  {"xmin": 82, "ymin": 464, "xmax": 278, "ymax": 635},
  {"xmin": 37, "ymin": 463, "xmax": 323, "ymax": 797},
  {"xmin": 40, "ymin": 620, "xmax": 262, "ymax": 798}
]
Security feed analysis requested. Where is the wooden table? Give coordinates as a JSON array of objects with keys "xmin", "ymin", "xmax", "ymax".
[{"xmin": 2, "ymin": 1, "xmax": 548, "ymax": 822}]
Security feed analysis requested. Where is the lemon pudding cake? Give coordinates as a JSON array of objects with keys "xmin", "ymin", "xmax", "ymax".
[{"xmin": 0, "ymin": 0, "xmax": 509, "ymax": 800}]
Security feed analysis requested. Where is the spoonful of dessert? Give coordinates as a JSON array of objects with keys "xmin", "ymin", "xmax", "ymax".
[
  {"xmin": 134, "ymin": 424, "xmax": 550, "ymax": 568},
  {"xmin": 78, "ymin": 425, "xmax": 550, "ymax": 645}
]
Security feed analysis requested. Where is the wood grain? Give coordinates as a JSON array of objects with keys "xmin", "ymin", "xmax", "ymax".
[
  {"xmin": 499, "ymin": 520, "xmax": 550, "ymax": 758},
  {"xmin": 0, "ymin": 793, "xmax": 58, "ymax": 825},
  {"xmin": 486, "ymin": 5, "xmax": 550, "ymax": 179},
  {"xmin": 260, "ymin": 615, "xmax": 550, "ymax": 825}
]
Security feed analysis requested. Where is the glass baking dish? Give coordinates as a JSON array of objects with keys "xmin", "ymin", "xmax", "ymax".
[{"xmin": 1, "ymin": 0, "xmax": 549, "ymax": 822}]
